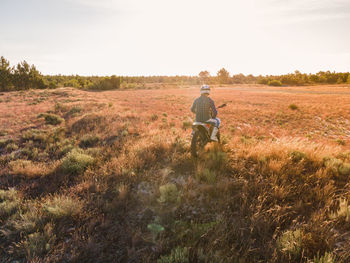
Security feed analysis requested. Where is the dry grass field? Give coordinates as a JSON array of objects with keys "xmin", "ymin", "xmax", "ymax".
[{"xmin": 1, "ymin": 84, "xmax": 350, "ymax": 262}]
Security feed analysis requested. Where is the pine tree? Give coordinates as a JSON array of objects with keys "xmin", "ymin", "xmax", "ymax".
[{"xmin": 0, "ymin": 56, "xmax": 13, "ymax": 91}]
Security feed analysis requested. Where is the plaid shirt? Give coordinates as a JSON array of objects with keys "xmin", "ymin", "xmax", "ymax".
[{"xmin": 191, "ymin": 95, "xmax": 217, "ymax": 122}]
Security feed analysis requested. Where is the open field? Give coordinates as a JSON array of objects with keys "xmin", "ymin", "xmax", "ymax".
[{"xmin": 1, "ymin": 84, "xmax": 350, "ymax": 262}]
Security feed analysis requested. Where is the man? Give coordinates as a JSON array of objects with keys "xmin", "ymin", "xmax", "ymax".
[{"xmin": 191, "ymin": 85, "xmax": 221, "ymax": 142}]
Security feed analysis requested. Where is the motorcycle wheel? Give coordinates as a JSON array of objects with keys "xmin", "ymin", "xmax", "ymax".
[{"xmin": 191, "ymin": 131, "xmax": 208, "ymax": 158}]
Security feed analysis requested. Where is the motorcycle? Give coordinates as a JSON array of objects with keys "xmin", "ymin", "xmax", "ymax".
[{"xmin": 190, "ymin": 104, "xmax": 226, "ymax": 158}]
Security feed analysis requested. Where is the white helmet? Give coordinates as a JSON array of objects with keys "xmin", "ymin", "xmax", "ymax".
[{"xmin": 200, "ymin": 85, "xmax": 210, "ymax": 95}]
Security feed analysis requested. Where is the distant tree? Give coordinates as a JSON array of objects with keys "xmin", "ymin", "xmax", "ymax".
[
  {"xmin": 347, "ymin": 75, "xmax": 350, "ymax": 84},
  {"xmin": 268, "ymin": 79, "xmax": 282, "ymax": 87},
  {"xmin": 90, "ymin": 75, "xmax": 121, "ymax": 90},
  {"xmin": 11, "ymin": 60, "xmax": 46, "ymax": 89},
  {"xmin": 232, "ymin": 73, "xmax": 246, "ymax": 84},
  {"xmin": 246, "ymin": 74, "xmax": 256, "ymax": 84},
  {"xmin": 217, "ymin": 68, "xmax": 230, "ymax": 84},
  {"xmin": 13, "ymin": 60, "xmax": 31, "ymax": 89},
  {"xmin": 0, "ymin": 56, "xmax": 13, "ymax": 91},
  {"xmin": 28, "ymin": 64, "xmax": 46, "ymax": 89},
  {"xmin": 199, "ymin": 70, "xmax": 210, "ymax": 84}
]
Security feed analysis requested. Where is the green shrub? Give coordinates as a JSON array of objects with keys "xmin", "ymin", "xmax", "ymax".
[
  {"xmin": 79, "ymin": 135, "xmax": 100, "ymax": 148},
  {"xmin": 324, "ymin": 158, "xmax": 350, "ymax": 176},
  {"xmin": 89, "ymin": 75, "xmax": 121, "ymax": 90},
  {"xmin": 67, "ymin": 106, "xmax": 82, "ymax": 117},
  {"xmin": 289, "ymin": 104, "xmax": 298, "ymax": 110},
  {"xmin": 22, "ymin": 129, "xmax": 46, "ymax": 143},
  {"xmin": 54, "ymin": 102, "xmax": 70, "ymax": 113},
  {"xmin": 151, "ymin": 114, "xmax": 158, "ymax": 121},
  {"xmin": 182, "ymin": 121, "xmax": 192, "ymax": 130},
  {"xmin": 0, "ymin": 138, "xmax": 14, "ymax": 149},
  {"xmin": 38, "ymin": 113, "xmax": 64, "ymax": 125},
  {"xmin": 43, "ymin": 195, "xmax": 83, "ymax": 219},
  {"xmin": 158, "ymin": 183, "xmax": 181, "ymax": 204},
  {"xmin": 60, "ymin": 148, "xmax": 94, "ymax": 175},
  {"xmin": 290, "ymin": 151, "xmax": 307, "ymax": 163},
  {"xmin": 5, "ymin": 142, "xmax": 18, "ymax": 152},
  {"xmin": 157, "ymin": 247, "xmax": 189, "ymax": 263},
  {"xmin": 268, "ymin": 79, "xmax": 282, "ymax": 86}
]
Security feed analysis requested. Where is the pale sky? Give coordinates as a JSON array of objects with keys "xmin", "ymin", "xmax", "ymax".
[{"xmin": 1, "ymin": 0, "xmax": 350, "ymax": 76}]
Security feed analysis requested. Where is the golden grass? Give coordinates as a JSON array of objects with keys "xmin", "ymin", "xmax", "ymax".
[
  {"xmin": 1, "ymin": 85, "xmax": 350, "ymax": 262},
  {"xmin": 9, "ymin": 160, "xmax": 55, "ymax": 178}
]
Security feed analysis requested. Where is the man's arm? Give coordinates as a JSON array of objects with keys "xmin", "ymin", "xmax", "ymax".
[
  {"xmin": 209, "ymin": 98, "xmax": 217, "ymax": 118},
  {"xmin": 191, "ymin": 99, "xmax": 197, "ymax": 114}
]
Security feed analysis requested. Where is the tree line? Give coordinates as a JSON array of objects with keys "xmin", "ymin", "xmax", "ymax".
[
  {"xmin": 1, "ymin": 56, "xmax": 350, "ymax": 91},
  {"xmin": 0, "ymin": 56, "xmax": 121, "ymax": 92}
]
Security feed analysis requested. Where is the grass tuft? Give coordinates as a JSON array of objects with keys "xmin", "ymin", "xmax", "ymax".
[
  {"xmin": 0, "ymin": 188, "xmax": 21, "ymax": 219},
  {"xmin": 43, "ymin": 195, "xmax": 83, "ymax": 219},
  {"xmin": 157, "ymin": 247, "xmax": 189, "ymax": 263},
  {"xmin": 38, "ymin": 113, "xmax": 64, "ymax": 125},
  {"xmin": 158, "ymin": 183, "xmax": 181, "ymax": 204},
  {"xmin": 9, "ymin": 159, "xmax": 50, "ymax": 178},
  {"xmin": 329, "ymin": 198, "xmax": 350, "ymax": 222},
  {"xmin": 79, "ymin": 135, "xmax": 100, "ymax": 148},
  {"xmin": 289, "ymin": 104, "xmax": 299, "ymax": 110},
  {"xmin": 277, "ymin": 229, "xmax": 302, "ymax": 258},
  {"xmin": 60, "ymin": 148, "xmax": 94, "ymax": 175}
]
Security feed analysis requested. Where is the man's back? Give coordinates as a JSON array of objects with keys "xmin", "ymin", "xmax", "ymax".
[{"xmin": 191, "ymin": 95, "xmax": 217, "ymax": 122}]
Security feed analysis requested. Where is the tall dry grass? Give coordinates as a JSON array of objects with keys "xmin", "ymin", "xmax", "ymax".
[{"xmin": 1, "ymin": 87, "xmax": 350, "ymax": 262}]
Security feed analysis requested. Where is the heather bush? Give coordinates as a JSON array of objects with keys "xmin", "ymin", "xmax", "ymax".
[
  {"xmin": 5, "ymin": 142, "xmax": 18, "ymax": 152},
  {"xmin": 79, "ymin": 134, "xmax": 100, "ymax": 148},
  {"xmin": 0, "ymin": 138, "xmax": 11, "ymax": 148},
  {"xmin": 22, "ymin": 129, "xmax": 46, "ymax": 143},
  {"xmin": 60, "ymin": 148, "xmax": 94, "ymax": 175},
  {"xmin": 151, "ymin": 114, "xmax": 158, "ymax": 121},
  {"xmin": 38, "ymin": 113, "xmax": 64, "ymax": 125},
  {"xmin": 289, "ymin": 104, "xmax": 299, "ymax": 110},
  {"xmin": 71, "ymin": 114, "xmax": 107, "ymax": 133},
  {"xmin": 66, "ymin": 105, "xmax": 82, "ymax": 117}
]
